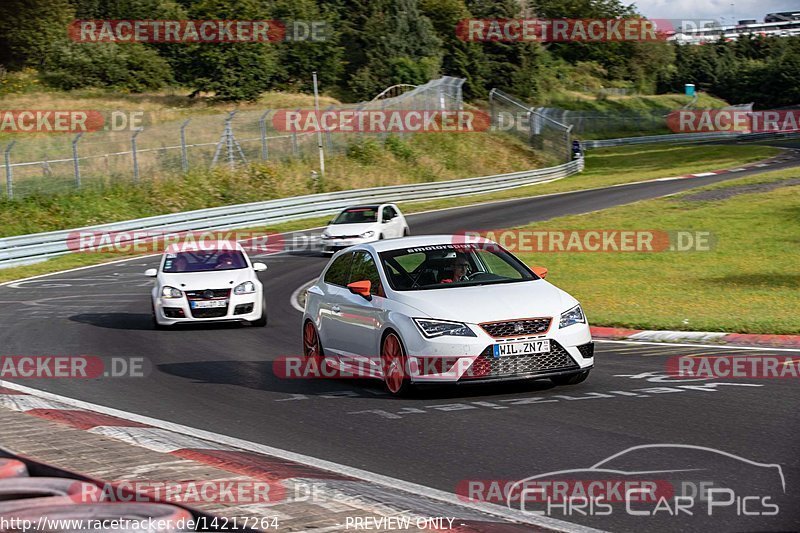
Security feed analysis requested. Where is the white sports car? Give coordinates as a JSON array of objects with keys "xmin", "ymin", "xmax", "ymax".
[
  {"xmin": 302, "ymin": 235, "xmax": 593, "ymax": 395},
  {"xmin": 146, "ymin": 241, "xmax": 268, "ymax": 328},
  {"xmin": 320, "ymin": 204, "xmax": 409, "ymax": 253}
]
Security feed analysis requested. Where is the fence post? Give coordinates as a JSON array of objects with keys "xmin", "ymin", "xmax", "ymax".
[
  {"xmin": 4, "ymin": 141, "xmax": 15, "ymax": 199},
  {"xmin": 180, "ymin": 119, "xmax": 190, "ymax": 173},
  {"xmin": 131, "ymin": 128, "xmax": 143, "ymax": 182},
  {"xmin": 326, "ymin": 105, "xmax": 334, "ymax": 149},
  {"xmin": 259, "ymin": 111, "xmax": 271, "ymax": 160},
  {"xmin": 72, "ymin": 133, "xmax": 83, "ymax": 189},
  {"xmin": 291, "ymin": 108, "xmax": 299, "ymax": 156},
  {"xmin": 489, "ymin": 88, "xmax": 497, "ymax": 129},
  {"xmin": 566, "ymin": 124, "xmax": 574, "ymax": 163}
]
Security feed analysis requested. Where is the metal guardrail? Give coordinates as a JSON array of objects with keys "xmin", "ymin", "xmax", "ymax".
[
  {"xmin": 0, "ymin": 159, "xmax": 584, "ymax": 269},
  {"xmin": 582, "ymin": 130, "xmax": 800, "ymax": 149}
]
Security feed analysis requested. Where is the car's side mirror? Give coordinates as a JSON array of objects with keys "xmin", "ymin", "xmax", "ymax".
[
  {"xmin": 252, "ymin": 262, "xmax": 268, "ymax": 272},
  {"xmin": 531, "ymin": 266, "xmax": 548, "ymax": 279},
  {"xmin": 347, "ymin": 280, "xmax": 372, "ymax": 300},
  {"xmin": 144, "ymin": 268, "xmax": 158, "ymax": 278}
]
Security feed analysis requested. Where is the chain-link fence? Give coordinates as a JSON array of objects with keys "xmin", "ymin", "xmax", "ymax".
[
  {"xmin": 488, "ymin": 89, "xmax": 573, "ymax": 164},
  {"xmin": 1, "ymin": 76, "xmax": 465, "ymax": 200},
  {"xmin": 527, "ymin": 102, "xmax": 754, "ymax": 138}
]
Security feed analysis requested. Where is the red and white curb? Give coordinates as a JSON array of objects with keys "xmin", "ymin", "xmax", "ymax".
[
  {"xmin": 591, "ymin": 327, "xmax": 800, "ymax": 349},
  {"xmin": 0, "ymin": 382, "xmax": 603, "ymax": 533}
]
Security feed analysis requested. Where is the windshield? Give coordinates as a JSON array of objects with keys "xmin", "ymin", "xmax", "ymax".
[
  {"xmin": 379, "ymin": 244, "xmax": 536, "ymax": 291},
  {"xmin": 162, "ymin": 250, "xmax": 248, "ymax": 273},
  {"xmin": 332, "ymin": 207, "xmax": 379, "ymax": 224}
]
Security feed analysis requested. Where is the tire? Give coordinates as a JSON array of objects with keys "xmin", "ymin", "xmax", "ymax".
[
  {"xmin": 303, "ymin": 320, "xmax": 325, "ymax": 367},
  {"xmin": 550, "ymin": 369, "xmax": 591, "ymax": 386},
  {"xmin": 381, "ymin": 332, "xmax": 413, "ymax": 396},
  {"xmin": 251, "ymin": 297, "xmax": 267, "ymax": 327}
]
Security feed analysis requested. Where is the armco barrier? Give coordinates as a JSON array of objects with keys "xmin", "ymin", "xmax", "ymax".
[
  {"xmin": 582, "ymin": 130, "xmax": 800, "ymax": 149},
  {"xmin": 0, "ymin": 158, "xmax": 583, "ymax": 269}
]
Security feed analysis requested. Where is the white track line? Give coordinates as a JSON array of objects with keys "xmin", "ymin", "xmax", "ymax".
[
  {"xmin": 290, "ymin": 279, "xmax": 317, "ymax": 313},
  {"xmin": 691, "ymin": 172, "xmax": 717, "ymax": 177},
  {"xmin": 0, "ymin": 379, "xmax": 604, "ymax": 533},
  {"xmin": 595, "ymin": 339, "xmax": 800, "ymax": 353}
]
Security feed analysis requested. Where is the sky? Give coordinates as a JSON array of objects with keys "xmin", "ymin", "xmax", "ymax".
[{"xmin": 630, "ymin": 0, "xmax": 800, "ymax": 24}]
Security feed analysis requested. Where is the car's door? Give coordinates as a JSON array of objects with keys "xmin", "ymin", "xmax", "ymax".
[
  {"xmin": 318, "ymin": 251, "xmax": 355, "ymax": 356},
  {"xmin": 381, "ymin": 205, "xmax": 402, "ymax": 238},
  {"xmin": 335, "ymin": 250, "xmax": 387, "ymax": 375}
]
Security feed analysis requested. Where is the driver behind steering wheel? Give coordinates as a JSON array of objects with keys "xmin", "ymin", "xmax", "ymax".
[{"xmin": 441, "ymin": 254, "xmax": 471, "ymax": 283}]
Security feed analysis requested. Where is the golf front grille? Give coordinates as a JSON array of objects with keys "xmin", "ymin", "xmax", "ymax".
[
  {"xmin": 463, "ymin": 340, "xmax": 579, "ymax": 379},
  {"xmin": 186, "ymin": 288, "xmax": 231, "ymax": 300},
  {"xmin": 480, "ymin": 317, "xmax": 552, "ymax": 338},
  {"xmin": 190, "ymin": 306, "xmax": 229, "ymax": 318}
]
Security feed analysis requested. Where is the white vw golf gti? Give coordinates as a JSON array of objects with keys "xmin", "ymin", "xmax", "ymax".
[
  {"xmin": 146, "ymin": 241, "xmax": 268, "ymax": 328},
  {"xmin": 302, "ymin": 235, "xmax": 593, "ymax": 395},
  {"xmin": 320, "ymin": 204, "xmax": 409, "ymax": 253}
]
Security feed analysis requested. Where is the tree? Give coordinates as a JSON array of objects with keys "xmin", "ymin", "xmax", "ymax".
[
  {"xmin": 346, "ymin": 0, "xmax": 443, "ymax": 100},
  {"xmin": 172, "ymin": 0, "xmax": 278, "ymax": 101},
  {"xmin": 0, "ymin": 0, "xmax": 74, "ymax": 69},
  {"xmin": 268, "ymin": 0, "xmax": 345, "ymax": 92},
  {"xmin": 419, "ymin": 0, "xmax": 490, "ymax": 99}
]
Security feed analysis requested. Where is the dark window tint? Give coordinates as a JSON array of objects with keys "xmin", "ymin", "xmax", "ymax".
[
  {"xmin": 350, "ymin": 251, "xmax": 384, "ymax": 296},
  {"xmin": 323, "ymin": 252, "xmax": 354, "ymax": 286}
]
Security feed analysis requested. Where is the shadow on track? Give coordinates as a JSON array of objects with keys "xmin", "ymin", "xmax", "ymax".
[
  {"xmin": 157, "ymin": 359, "xmax": 560, "ymax": 400},
  {"xmin": 69, "ymin": 313, "xmax": 247, "ymax": 331}
]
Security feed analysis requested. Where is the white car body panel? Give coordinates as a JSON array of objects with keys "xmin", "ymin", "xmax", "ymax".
[{"xmin": 303, "ymin": 235, "xmax": 593, "ymax": 386}]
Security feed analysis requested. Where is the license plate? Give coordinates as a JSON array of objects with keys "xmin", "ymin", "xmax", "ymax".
[
  {"xmin": 190, "ymin": 300, "xmax": 227, "ymax": 309},
  {"xmin": 493, "ymin": 339, "xmax": 550, "ymax": 358}
]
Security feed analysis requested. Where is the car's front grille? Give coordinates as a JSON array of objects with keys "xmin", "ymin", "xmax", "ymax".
[
  {"xmin": 185, "ymin": 288, "xmax": 231, "ymax": 300},
  {"xmin": 190, "ymin": 307, "xmax": 229, "ymax": 319},
  {"xmin": 480, "ymin": 317, "xmax": 552, "ymax": 338},
  {"xmin": 463, "ymin": 340, "xmax": 578, "ymax": 380}
]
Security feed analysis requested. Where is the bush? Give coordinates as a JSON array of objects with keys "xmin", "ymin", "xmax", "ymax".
[
  {"xmin": 41, "ymin": 42, "xmax": 173, "ymax": 92},
  {"xmin": 346, "ymin": 138, "xmax": 383, "ymax": 164},
  {"xmin": 384, "ymin": 135, "xmax": 418, "ymax": 162}
]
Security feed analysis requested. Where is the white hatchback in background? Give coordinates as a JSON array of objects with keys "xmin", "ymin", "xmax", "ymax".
[
  {"xmin": 320, "ymin": 204, "xmax": 409, "ymax": 253},
  {"xmin": 145, "ymin": 241, "xmax": 268, "ymax": 329},
  {"xmin": 302, "ymin": 235, "xmax": 594, "ymax": 396}
]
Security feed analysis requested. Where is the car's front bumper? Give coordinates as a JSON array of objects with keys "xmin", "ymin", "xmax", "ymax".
[
  {"xmin": 400, "ymin": 320, "xmax": 593, "ymax": 384},
  {"xmin": 154, "ymin": 293, "xmax": 263, "ymax": 326}
]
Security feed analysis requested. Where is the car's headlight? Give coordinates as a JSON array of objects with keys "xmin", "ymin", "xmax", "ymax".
[
  {"xmin": 161, "ymin": 286, "xmax": 182, "ymax": 299},
  {"xmin": 234, "ymin": 281, "xmax": 256, "ymax": 295},
  {"xmin": 360, "ymin": 231, "xmax": 375, "ymax": 238},
  {"xmin": 413, "ymin": 318, "xmax": 477, "ymax": 338},
  {"xmin": 560, "ymin": 304, "xmax": 586, "ymax": 328}
]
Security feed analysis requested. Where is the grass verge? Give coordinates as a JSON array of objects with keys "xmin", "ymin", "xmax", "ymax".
[{"xmin": 510, "ymin": 168, "xmax": 800, "ymax": 334}]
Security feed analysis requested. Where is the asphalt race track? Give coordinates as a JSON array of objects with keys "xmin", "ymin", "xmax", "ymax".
[{"xmin": 1, "ymin": 151, "xmax": 799, "ymax": 532}]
